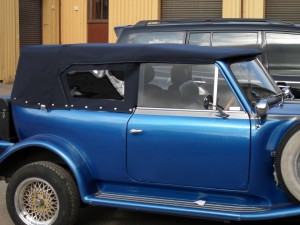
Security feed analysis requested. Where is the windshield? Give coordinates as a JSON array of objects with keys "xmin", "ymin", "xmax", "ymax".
[{"xmin": 230, "ymin": 59, "xmax": 282, "ymax": 105}]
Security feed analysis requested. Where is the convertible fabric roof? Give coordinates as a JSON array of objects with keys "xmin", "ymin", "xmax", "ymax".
[
  {"xmin": 19, "ymin": 43, "xmax": 261, "ymax": 65},
  {"xmin": 12, "ymin": 43, "xmax": 261, "ymax": 111}
]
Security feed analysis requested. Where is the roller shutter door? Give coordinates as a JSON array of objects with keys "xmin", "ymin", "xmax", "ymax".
[
  {"xmin": 19, "ymin": 0, "xmax": 42, "ymax": 48},
  {"xmin": 162, "ymin": 0, "xmax": 222, "ymax": 19},
  {"xmin": 266, "ymin": 0, "xmax": 300, "ymax": 24}
]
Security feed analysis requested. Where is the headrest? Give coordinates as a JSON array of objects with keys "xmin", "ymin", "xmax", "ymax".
[
  {"xmin": 171, "ymin": 65, "xmax": 192, "ymax": 85},
  {"xmin": 144, "ymin": 65, "xmax": 155, "ymax": 84},
  {"xmin": 179, "ymin": 80, "xmax": 199, "ymax": 100}
]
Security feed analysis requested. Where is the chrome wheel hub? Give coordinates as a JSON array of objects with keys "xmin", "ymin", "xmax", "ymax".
[{"xmin": 15, "ymin": 178, "xmax": 59, "ymax": 225}]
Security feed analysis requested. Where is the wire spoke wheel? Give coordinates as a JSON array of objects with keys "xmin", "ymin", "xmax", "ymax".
[
  {"xmin": 7, "ymin": 162, "xmax": 80, "ymax": 225},
  {"xmin": 15, "ymin": 178, "xmax": 59, "ymax": 225}
]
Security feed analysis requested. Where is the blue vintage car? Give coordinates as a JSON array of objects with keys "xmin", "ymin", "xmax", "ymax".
[{"xmin": 0, "ymin": 43, "xmax": 300, "ymax": 225}]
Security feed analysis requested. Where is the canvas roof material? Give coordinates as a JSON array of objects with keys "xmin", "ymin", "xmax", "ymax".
[{"xmin": 11, "ymin": 43, "xmax": 261, "ymax": 111}]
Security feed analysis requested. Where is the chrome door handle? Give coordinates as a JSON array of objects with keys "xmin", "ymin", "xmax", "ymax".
[{"xmin": 130, "ymin": 129, "xmax": 143, "ymax": 134}]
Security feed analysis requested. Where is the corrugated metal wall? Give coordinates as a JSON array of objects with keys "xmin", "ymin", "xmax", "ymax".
[
  {"xmin": 42, "ymin": 0, "xmax": 60, "ymax": 44},
  {"xmin": 60, "ymin": 0, "xmax": 87, "ymax": 44},
  {"xmin": 243, "ymin": 0, "xmax": 265, "ymax": 18},
  {"xmin": 223, "ymin": 0, "xmax": 242, "ymax": 18},
  {"xmin": 266, "ymin": 0, "xmax": 300, "ymax": 24},
  {"xmin": 109, "ymin": 0, "xmax": 161, "ymax": 43},
  {"xmin": 0, "ymin": 0, "xmax": 20, "ymax": 83},
  {"xmin": 19, "ymin": 0, "xmax": 42, "ymax": 48},
  {"xmin": 223, "ymin": 0, "xmax": 265, "ymax": 19},
  {"xmin": 161, "ymin": 0, "xmax": 222, "ymax": 19}
]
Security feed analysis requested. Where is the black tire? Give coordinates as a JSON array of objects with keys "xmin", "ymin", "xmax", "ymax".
[
  {"xmin": 6, "ymin": 161, "xmax": 80, "ymax": 225},
  {"xmin": 275, "ymin": 125, "xmax": 300, "ymax": 202}
]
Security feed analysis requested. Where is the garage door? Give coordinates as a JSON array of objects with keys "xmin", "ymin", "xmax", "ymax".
[
  {"xmin": 161, "ymin": 0, "xmax": 222, "ymax": 19},
  {"xmin": 266, "ymin": 0, "xmax": 300, "ymax": 24},
  {"xmin": 19, "ymin": 0, "xmax": 42, "ymax": 48}
]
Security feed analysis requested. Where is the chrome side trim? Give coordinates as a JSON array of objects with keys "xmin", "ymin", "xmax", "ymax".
[
  {"xmin": 285, "ymin": 99, "xmax": 300, "ymax": 103},
  {"xmin": 268, "ymin": 115, "xmax": 300, "ymax": 120},
  {"xmin": 213, "ymin": 66, "xmax": 219, "ymax": 107},
  {"xmin": 276, "ymin": 81, "xmax": 300, "ymax": 85},
  {"xmin": 135, "ymin": 107, "xmax": 249, "ymax": 119},
  {"xmin": 95, "ymin": 192, "xmax": 268, "ymax": 213}
]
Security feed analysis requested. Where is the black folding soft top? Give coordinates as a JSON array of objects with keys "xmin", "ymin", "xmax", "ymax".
[{"xmin": 12, "ymin": 43, "xmax": 260, "ymax": 111}]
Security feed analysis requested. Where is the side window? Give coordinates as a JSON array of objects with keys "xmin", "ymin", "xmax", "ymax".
[
  {"xmin": 188, "ymin": 33, "xmax": 211, "ymax": 46},
  {"xmin": 88, "ymin": 0, "xmax": 108, "ymax": 20},
  {"xmin": 121, "ymin": 31, "xmax": 185, "ymax": 44},
  {"xmin": 218, "ymin": 77, "xmax": 242, "ymax": 111},
  {"xmin": 66, "ymin": 70, "xmax": 124, "ymax": 100},
  {"xmin": 62, "ymin": 63, "xmax": 138, "ymax": 113},
  {"xmin": 212, "ymin": 32, "xmax": 258, "ymax": 48},
  {"xmin": 266, "ymin": 32, "xmax": 300, "ymax": 75},
  {"xmin": 138, "ymin": 63, "xmax": 242, "ymax": 111}
]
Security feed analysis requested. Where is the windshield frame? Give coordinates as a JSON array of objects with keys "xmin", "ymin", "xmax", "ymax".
[{"xmin": 229, "ymin": 58, "xmax": 282, "ymax": 106}]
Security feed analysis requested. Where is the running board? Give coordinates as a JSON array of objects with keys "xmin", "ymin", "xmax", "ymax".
[{"xmin": 93, "ymin": 192, "xmax": 269, "ymax": 213}]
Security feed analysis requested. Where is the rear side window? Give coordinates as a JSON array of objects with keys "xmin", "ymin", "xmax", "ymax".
[
  {"xmin": 188, "ymin": 33, "xmax": 210, "ymax": 46},
  {"xmin": 189, "ymin": 32, "xmax": 258, "ymax": 49},
  {"xmin": 212, "ymin": 33, "xmax": 258, "ymax": 48},
  {"xmin": 61, "ymin": 63, "xmax": 139, "ymax": 113},
  {"xmin": 266, "ymin": 33, "xmax": 300, "ymax": 75},
  {"xmin": 120, "ymin": 31, "xmax": 185, "ymax": 44},
  {"xmin": 66, "ymin": 70, "xmax": 124, "ymax": 100}
]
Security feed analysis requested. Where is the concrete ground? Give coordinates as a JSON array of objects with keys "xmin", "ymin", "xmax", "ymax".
[
  {"xmin": 0, "ymin": 181, "xmax": 13, "ymax": 225},
  {"xmin": 0, "ymin": 83, "xmax": 13, "ymax": 96}
]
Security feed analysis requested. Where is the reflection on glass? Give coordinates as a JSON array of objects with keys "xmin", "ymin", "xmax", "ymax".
[
  {"xmin": 67, "ymin": 70, "xmax": 124, "ymax": 100},
  {"xmin": 88, "ymin": 0, "xmax": 93, "ymax": 20},
  {"xmin": 189, "ymin": 33, "xmax": 211, "ymax": 46},
  {"xmin": 266, "ymin": 33, "xmax": 300, "ymax": 74},
  {"xmin": 123, "ymin": 32, "xmax": 185, "ymax": 44},
  {"xmin": 138, "ymin": 63, "xmax": 241, "ymax": 111},
  {"xmin": 213, "ymin": 33, "xmax": 258, "ymax": 48},
  {"xmin": 231, "ymin": 59, "xmax": 281, "ymax": 104},
  {"xmin": 96, "ymin": 0, "xmax": 101, "ymax": 19},
  {"xmin": 88, "ymin": 0, "xmax": 108, "ymax": 21},
  {"xmin": 103, "ymin": 0, "xmax": 108, "ymax": 20}
]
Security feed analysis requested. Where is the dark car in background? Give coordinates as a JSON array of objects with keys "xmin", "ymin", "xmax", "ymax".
[{"xmin": 117, "ymin": 18, "xmax": 300, "ymax": 98}]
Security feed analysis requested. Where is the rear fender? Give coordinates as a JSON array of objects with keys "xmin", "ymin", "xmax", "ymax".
[{"xmin": 0, "ymin": 134, "xmax": 97, "ymax": 198}]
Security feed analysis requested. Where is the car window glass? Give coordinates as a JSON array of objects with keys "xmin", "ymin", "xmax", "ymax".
[
  {"xmin": 122, "ymin": 31, "xmax": 185, "ymax": 44},
  {"xmin": 188, "ymin": 33, "xmax": 211, "ymax": 46},
  {"xmin": 212, "ymin": 33, "xmax": 258, "ymax": 48},
  {"xmin": 266, "ymin": 33, "xmax": 300, "ymax": 75},
  {"xmin": 138, "ymin": 63, "xmax": 242, "ymax": 111},
  {"xmin": 212, "ymin": 68, "xmax": 242, "ymax": 111},
  {"xmin": 66, "ymin": 70, "xmax": 124, "ymax": 100},
  {"xmin": 231, "ymin": 59, "xmax": 281, "ymax": 104}
]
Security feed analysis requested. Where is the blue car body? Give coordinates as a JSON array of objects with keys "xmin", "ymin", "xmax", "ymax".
[{"xmin": 1, "ymin": 43, "xmax": 300, "ymax": 222}]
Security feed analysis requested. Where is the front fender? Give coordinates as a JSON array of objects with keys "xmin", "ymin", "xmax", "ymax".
[
  {"xmin": 0, "ymin": 134, "xmax": 97, "ymax": 198},
  {"xmin": 266, "ymin": 120, "xmax": 300, "ymax": 152}
]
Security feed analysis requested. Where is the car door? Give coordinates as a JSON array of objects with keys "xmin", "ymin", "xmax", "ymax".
[{"xmin": 127, "ymin": 63, "xmax": 251, "ymax": 191}]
